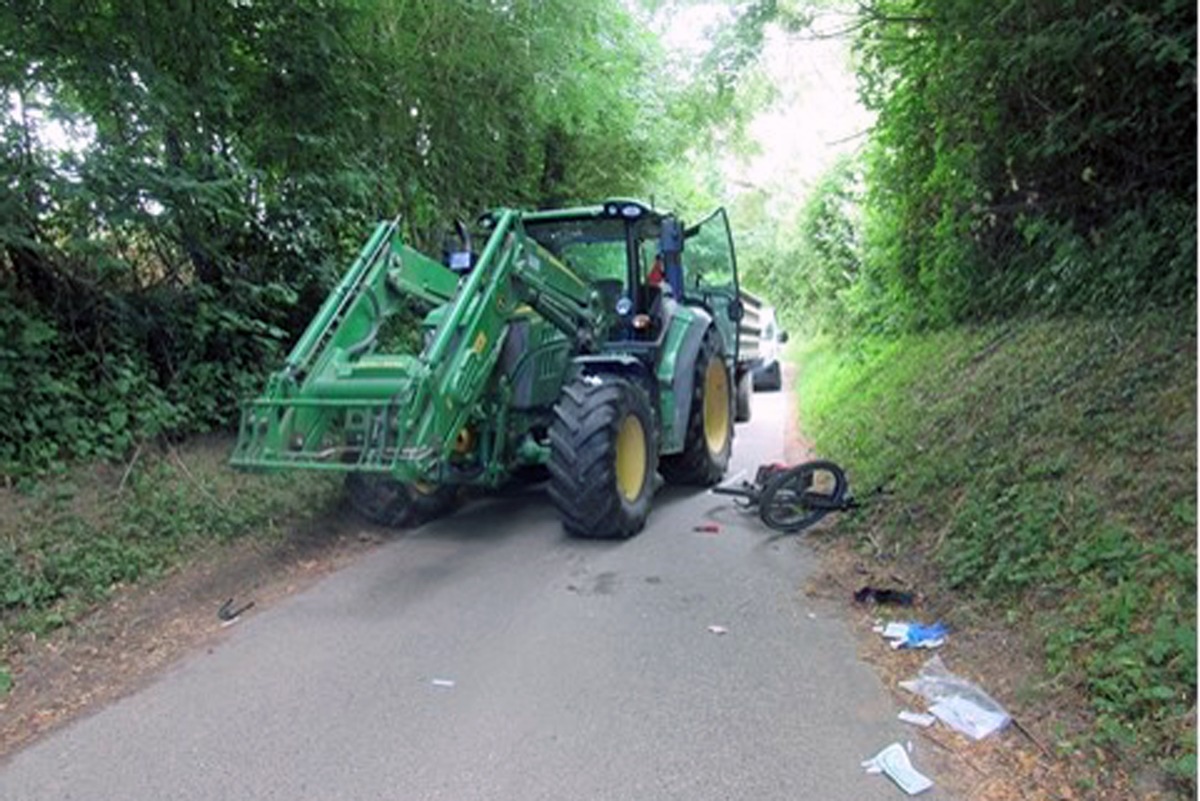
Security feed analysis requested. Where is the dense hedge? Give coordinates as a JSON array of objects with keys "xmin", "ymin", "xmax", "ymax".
[
  {"xmin": 0, "ymin": 0, "xmax": 714, "ymax": 475},
  {"xmin": 767, "ymin": 0, "xmax": 1196, "ymax": 334}
]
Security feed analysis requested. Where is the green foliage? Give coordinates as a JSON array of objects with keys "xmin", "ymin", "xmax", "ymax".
[
  {"xmin": 0, "ymin": 443, "xmax": 339, "ymax": 645},
  {"xmin": 747, "ymin": 156, "xmax": 864, "ymax": 332},
  {"xmin": 796, "ymin": 312, "xmax": 1197, "ymax": 788},
  {"xmin": 847, "ymin": 0, "xmax": 1196, "ymax": 327},
  {"xmin": 0, "ymin": 0, "xmax": 723, "ymax": 476}
]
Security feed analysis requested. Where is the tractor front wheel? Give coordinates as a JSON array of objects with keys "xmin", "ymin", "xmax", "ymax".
[
  {"xmin": 661, "ymin": 329, "xmax": 733, "ymax": 486},
  {"xmin": 548, "ymin": 375, "xmax": 657, "ymax": 539},
  {"xmin": 344, "ymin": 473, "xmax": 458, "ymax": 528}
]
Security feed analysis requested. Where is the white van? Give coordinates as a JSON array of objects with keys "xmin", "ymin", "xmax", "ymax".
[{"xmin": 752, "ymin": 307, "xmax": 786, "ymax": 391}]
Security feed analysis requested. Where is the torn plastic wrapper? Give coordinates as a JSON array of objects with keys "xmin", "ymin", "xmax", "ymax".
[
  {"xmin": 876, "ymin": 621, "xmax": 948, "ymax": 649},
  {"xmin": 861, "ymin": 742, "xmax": 934, "ymax": 795},
  {"xmin": 899, "ymin": 655, "xmax": 1011, "ymax": 740}
]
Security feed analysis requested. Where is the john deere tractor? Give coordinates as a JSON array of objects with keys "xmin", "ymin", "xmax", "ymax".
[{"xmin": 231, "ymin": 199, "xmax": 745, "ymax": 538}]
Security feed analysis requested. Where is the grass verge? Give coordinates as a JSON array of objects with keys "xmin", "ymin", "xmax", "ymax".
[
  {"xmin": 0, "ymin": 437, "xmax": 340, "ymax": 664},
  {"xmin": 795, "ymin": 311, "xmax": 1196, "ymax": 794}
]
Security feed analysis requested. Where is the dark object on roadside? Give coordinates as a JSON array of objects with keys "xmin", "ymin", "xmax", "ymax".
[
  {"xmin": 218, "ymin": 597, "xmax": 255, "ymax": 622},
  {"xmin": 854, "ymin": 586, "xmax": 915, "ymax": 606},
  {"xmin": 713, "ymin": 460, "xmax": 854, "ymax": 533},
  {"xmin": 693, "ymin": 523, "xmax": 720, "ymax": 533}
]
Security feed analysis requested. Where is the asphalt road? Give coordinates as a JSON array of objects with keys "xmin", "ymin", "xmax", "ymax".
[{"xmin": 1, "ymin": 389, "xmax": 951, "ymax": 800}]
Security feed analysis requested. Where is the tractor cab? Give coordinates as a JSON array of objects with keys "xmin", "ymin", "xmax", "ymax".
[{"xmin": 518, "ymin": 200, "xmax": 741, "ymax": 355}]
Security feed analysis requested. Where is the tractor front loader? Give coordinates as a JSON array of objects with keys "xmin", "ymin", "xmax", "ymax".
[{"xmin": 232, "ymin": 200, "xmax": 745, "ymax": 539}]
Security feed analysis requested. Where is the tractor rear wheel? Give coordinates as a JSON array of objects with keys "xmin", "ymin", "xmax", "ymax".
[
  {"xmin": 548, "ymin": 375, "xmax": 657, "ymax": 539},
  {"xmin": 344, "ymin": 473, "xmax": 458, "ymax": 528},
  {"xmin": 661, "ymin": 329, "xmax": 733, "ymax": 486}
]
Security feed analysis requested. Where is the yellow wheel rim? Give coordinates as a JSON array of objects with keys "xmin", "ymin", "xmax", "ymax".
[
  {"xmin": 412, "ymin": 481, "xmax": 438, "ymax": 495},
  {"xmin": 615, "ymin": 413, "xmax": 647, "ymax": 503},
  {"xmin": 702, "ymin": 359, "xmax": 730, "ymax": 455}
]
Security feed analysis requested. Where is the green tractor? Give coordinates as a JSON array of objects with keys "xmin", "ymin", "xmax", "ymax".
[{"xmin": 231, "ymin": 199, "xmax": 746, "ymax": 539}]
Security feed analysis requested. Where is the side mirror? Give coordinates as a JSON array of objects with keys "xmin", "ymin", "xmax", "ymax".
[
  {"xmin": 778, "ymin": 331, "xmax": 789, "ymax": 343},
  {"xmin": 727, "ymin": 299, "xmax": 745, "ymax": 322}
]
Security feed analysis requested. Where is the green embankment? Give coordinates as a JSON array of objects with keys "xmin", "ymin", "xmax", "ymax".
[
  {"xmin": 0, "ymin": 441, "xmax": 340, "ymax": 689},
  {"xmin": 796, "ymin": 311, "xmax": 1196, "ymax": 783}
]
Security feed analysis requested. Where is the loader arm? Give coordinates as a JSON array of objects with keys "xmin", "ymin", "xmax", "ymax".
[{"xmin": 232, "ymin": 210, "xmax": 607, "ymax": 484}]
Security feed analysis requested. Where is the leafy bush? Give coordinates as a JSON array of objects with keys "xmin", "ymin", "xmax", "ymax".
[
  {"xmin": 0, "ymin": 444, "xmax": 340, "ymax": 644},
  {"xmin": 797, "ymin": 312, "xmax": 1197, "ymax": 789},
  {"xmin": 0, "ymin": 0, "xmax": 704, "ymax": 477},
  {"xmin": 758, "ymin": 0, "xmax": 1197, "ymax": 332}
]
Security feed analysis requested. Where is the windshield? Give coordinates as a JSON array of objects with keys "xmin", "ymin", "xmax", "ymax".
[{"xmin": 525, "ymin": 219, "xmax": 630, "ymax": 283}]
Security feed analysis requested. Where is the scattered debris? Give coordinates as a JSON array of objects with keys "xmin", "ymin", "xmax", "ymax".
[
  {"xmin": 217, "ymin": 598, "xmax": 255, "ymax": 624},
  {"xmin": 854, "ymin": 586, "xmax": 915, "ymax": 606},
  {"xmin": 706, "ymin": 625, "xmax": 728, "ymax": 635},
  {"xmin": 898, "ymin": 710, "xmax": 937, "ymax": 728},
  {"xmin": 861, "ymin": 742, "xmax": 934, "ymax": 795},
  {"xmin": 875, "ymin": 621, "xmax": 948, "ymax": 649},
  {"xmin": 692, "ymin": 523, "xmax": 720, "ymax": 533},
  {"xmin": 431, "ymin": 678, "xmax": 456, "ymax": 688},
  {"xmin": 928, "ymin": 696, "xmax": 1010, "ymax": 741},
  {"xmin": 899, "ymin": 655, "xmax": 1011, "ymax": 740},
  {"xmin": 806, "ymin": 612, "xmax": 817, "ymax": 619}
]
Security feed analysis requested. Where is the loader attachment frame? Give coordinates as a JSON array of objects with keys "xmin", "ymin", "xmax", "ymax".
[{"xmin": 231, "ymin": 210, "xmax": 603, "ymax": 485}]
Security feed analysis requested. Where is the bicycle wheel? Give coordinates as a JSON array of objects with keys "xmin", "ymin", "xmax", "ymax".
[{"xmin": 759, "ymin": 460, "xmax": 848, "ymax": 533}]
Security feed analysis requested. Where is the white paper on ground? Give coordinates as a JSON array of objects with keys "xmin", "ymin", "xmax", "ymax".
[
  {"xmin": 861, "ymin": 742, "xmax": 934, "ymax": 795},
  {"xmin": 881, "ymin": 622, "xmax": 910, "ymax": 640},
  {"xmin": 929, "ymin": 696, "xmax": 1009, "ymax": 740},
  {"xmin": 898, "ymin": 710, "xmax": 937, "ymax": 727},
  {"xmin": 891, "ymin": 636, "xmax": 944, "ymax": 650}
]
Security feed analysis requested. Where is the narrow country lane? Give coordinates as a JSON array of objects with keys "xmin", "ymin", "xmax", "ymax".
[{"xmin": 0, "ymin": 389, "xmax": 952, "ymax": 800}]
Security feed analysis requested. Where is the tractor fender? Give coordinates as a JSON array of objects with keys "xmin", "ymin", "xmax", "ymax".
[
  {"xmin": 662, "ymin": 310, "xmax": 716, "ymax": 453},
  {"xmin": 571, "ymin": 354, "xmax": 656, "ymax": 395}
]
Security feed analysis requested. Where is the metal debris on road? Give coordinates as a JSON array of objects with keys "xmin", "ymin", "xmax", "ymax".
[
  {"xmin": 706, "ymin": 625, "xmax": 728, "ymax": 635},
  {"xmin": 692, "ymin": 523, "xmax": 720, "ymax": 533},
  {"xmin": 217, "ymin": 598, "xmax": 255, "ymax": 625},
  {"xmin": 431, "ymin": 678, "xmax": 456, "ymax": 688}
]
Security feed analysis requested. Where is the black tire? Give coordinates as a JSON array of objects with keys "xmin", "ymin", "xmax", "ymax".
[
  {"xmin": 547, "ymin": 375, "xmax": 657, "ymax": 539},
  {"xmin": 660, "ymin": 329, "xmax": 733, "ymax": 486},
  {"xmin": 753, "ymin": 360, "xmax": 782, "ymax": 392},
  {"xmin": 735, "ymin": 368, "xmax": 752, "ymax": 423},
  {"xmin": 344, "ymin": 473, "xmax": 458, "ymax": 528},
  {"xmin": 759, "ymin": 460, "xmax": 848, "ymax": 533}
]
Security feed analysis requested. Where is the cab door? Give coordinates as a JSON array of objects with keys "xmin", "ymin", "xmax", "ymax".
[{"xmin": 683, "ymin": 207, "xmax": 741, "ymax": 363}]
